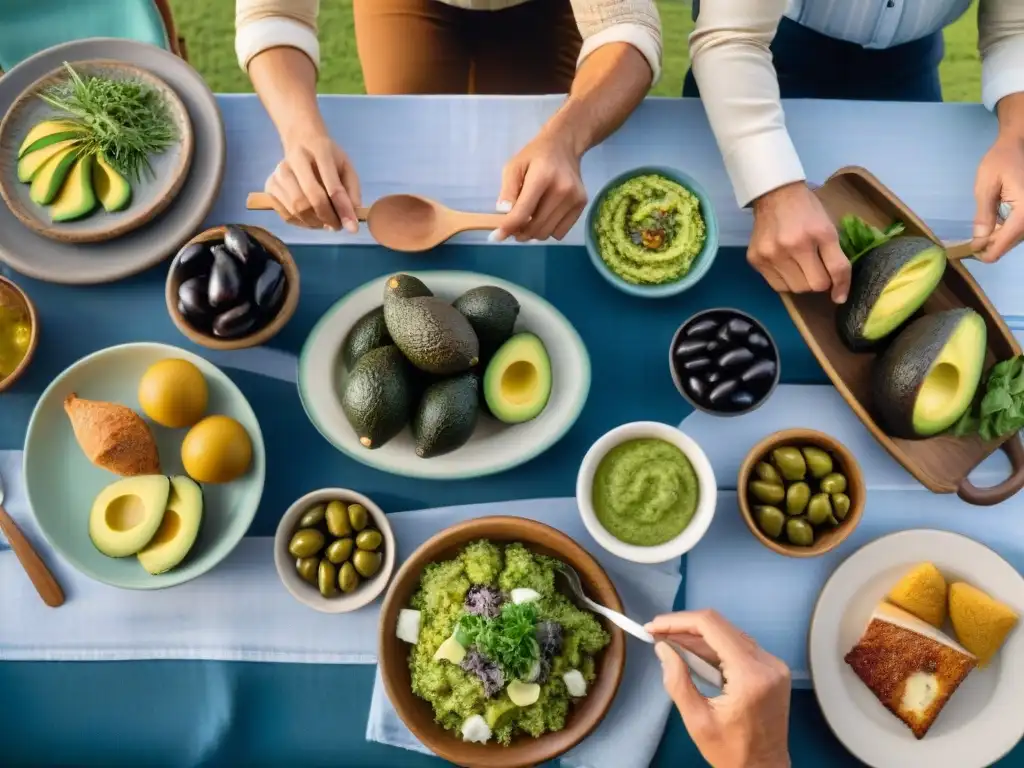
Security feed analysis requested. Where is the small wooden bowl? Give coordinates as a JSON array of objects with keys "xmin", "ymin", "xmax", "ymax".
[
  {"xmin": 165, "ymin": 224, "xmax": 300, "ymax": 351},
  {"xmin": 738, "ymin": 428, "xmax": 865, "ymax": 558},
  {"xmin": 0, "ymin": 276, "xmax": 39, "ymax": 393},
  {"xmin": 378, "ymin": 516, "xmax": 626, "ymax": 768}
]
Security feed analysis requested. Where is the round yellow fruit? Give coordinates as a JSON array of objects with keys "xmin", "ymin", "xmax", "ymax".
[
  {"xmin": 138, "ymin": 359, "xmax": 208, "ymax": 428},
  {"xmin": 181, "ymin": 415, "xmax": 253, "ymax": 483}
]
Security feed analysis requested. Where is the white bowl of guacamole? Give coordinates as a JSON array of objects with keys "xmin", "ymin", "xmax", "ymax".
[{"xmin": 576, "ymin": 421, "xmax": 717, "ymax": 563}]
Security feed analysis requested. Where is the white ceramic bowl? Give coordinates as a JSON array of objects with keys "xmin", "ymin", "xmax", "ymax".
[
  {"xmin": 274, "ymin": 488, "xmax": 396, "ymax": 613},
  {"xmin": 576, "ymin": 421, "xmax": 717, "ymax": 564}
]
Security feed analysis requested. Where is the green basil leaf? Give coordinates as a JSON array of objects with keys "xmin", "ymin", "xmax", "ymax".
[
  {"xmin": 981, "ymin": 388, "xmax": 1013, "ymax": 416},
  {"xmin": 952, "ymin": 411, "xmax": 979, "ymax": 437},
  {"xmin": 991, "ymin": 358, "xmax": 1018, "ymax": 381},
  {"xmin": 995, "ymin": 409, "xmax": 1016, "ymax": 437},
  {"xmin": 980, "ymin": 417, "xmax": 997, "ymax": 441}
]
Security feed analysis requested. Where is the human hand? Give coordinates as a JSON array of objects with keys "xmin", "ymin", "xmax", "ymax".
[
  {"xmin": 265, "ymin": 125, "xmax": 362, "ymax": 232},
  {"xmin": 973, "ymin": 131, "xmax": 1024, "ymax": 262},
  {"xmin": 492, "ymin": 128, "xmax": 587, "ymax": 242},
  {"xmin": 646, "ymin": 610, "xmax": 791, "ymax": 768},
  {"xmin": 749, "ymin": 182, "xmax": 850, "ymax": 303}
]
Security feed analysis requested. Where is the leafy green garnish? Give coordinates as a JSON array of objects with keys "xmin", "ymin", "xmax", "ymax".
[
  {"xmin": 952, "ymin": 355, "xmax": 1024, "ymax": 440},
  {"xmin": 38, "ymin": 62, "xmax": 177, "ymax": 181},
  {"xmin": 838, "ymin": 214, "xmax": 905, "ymax": 265},
  {"xmin": 456, "ymin": 602, "xmax": 540, "ymax": 680}
]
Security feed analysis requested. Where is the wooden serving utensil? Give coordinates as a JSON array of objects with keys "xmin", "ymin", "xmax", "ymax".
[
  {"xmin": 0, "ymin": 471, "xmax": 64, "ymax": 607},
  {"xmin": 246, "ymin": 191, "xmax": 508, "ymax": 252}
]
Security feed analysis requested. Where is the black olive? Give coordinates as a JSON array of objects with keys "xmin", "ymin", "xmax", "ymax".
[
  {"xmin": 685, "ymin": 318, "xmax": 718, "ymax": 338},
  {"xmin": 683, "ymin": 356, "xmax": 712, "ymax": 372},
  {"xmin": 213, "ymin": 302, "xmax": 258, "ymax": 338},
  {"xmin": 708, "ymin": 379, "xmax": 738, "ymax": 404},
  {"xmin": 718, "ymin": 348, "xmax": 755, "ymax": 368},
  {"xmin": 741, "ymin": 359, "xmax": 777, "ymax": 383},
  {"xmin": 173, "ymin": 242, "xmax": 214, "ymax": 282},
  {"xmin": 748, "ymin": 332, "xmax": 771, "ymax": 349},
  {"xmin": 675, "ymin": 339, "xmax": 707, "ymax": 357},
  {"xmin": 208, "ymin": 246, "xmax": 245, "ymax": 310},
  {"xmin": 178, "ymin": 275, "xmax": 212, "ymax": 327},
  {"xmin": 687, "ymin": 377, "xmax": 705, "ymax": 399},
  {"xmin": 255, "ymin": 260, "xmax": 286, "ymax": 315},
  {"xmin": 706, "ymin": 371, "xmax": 721, "ymax": 384},
  {"xmin": 727, "ymin": 318, "xmax": 753, "ymax": 336},
  {"xmin": 223, "ymin": 226, "xmax": 268, "ymax": 276},
  {"xmin": 716, "ymin": 325, "xmax": 731, "ymax": 344},
  {"xmin": 706, "ymin": 341, "xmax": 720, "ymax": 353},
  {"xmin": 731, "ymin": 390, "xmax": 756, "ymax": 408}
]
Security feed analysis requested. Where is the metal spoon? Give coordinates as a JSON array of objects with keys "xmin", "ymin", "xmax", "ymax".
[
  {"xmin": 556, "ymin": 562, "xmax": 723, "ymax": 689},
  {"xmin": 0, "ymin": 469, "xmax": 64, "ymax": 607}
]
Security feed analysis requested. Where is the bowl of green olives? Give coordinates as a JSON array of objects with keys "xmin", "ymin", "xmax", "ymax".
[
  {"xmin": 274, "ymin": 488, "xmax": 396, "ymax": 613},
  {"xmin": 737, "ymin": 428, "xmax": 865, "ymax": 558}
]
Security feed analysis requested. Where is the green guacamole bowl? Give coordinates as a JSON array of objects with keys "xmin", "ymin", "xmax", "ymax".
[{"xmin": 584, "ymin": 166, "xmax": 719, "ymax": 298}]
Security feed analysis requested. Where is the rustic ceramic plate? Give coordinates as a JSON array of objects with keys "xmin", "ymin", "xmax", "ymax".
[
  {"xmin": 23, "ymin": 342, "xmax": 265, "ymax": 590},
  {"xmin": 0, "ymin": 60, "xmax": 194, "ymax": 244},
  {"xmin": 298, "ymin": 270, "xmax": 591, "ymax": 480},
  {"xmin": 0, "ymin": 39, "xmax": 224, "ymax": 284},
  {"xmin": 809, "ymin": 530, "xmax": 1024, "ymax": 768}
]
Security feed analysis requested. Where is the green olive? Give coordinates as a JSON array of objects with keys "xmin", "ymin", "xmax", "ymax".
[
  {"xmin": 288, "ymin": 528, "xmax": 325, "ymax": 558},
  {"xmin": 754, "ymin": 461, "xmax": 783, "ymax": 485},
  {"xmin": 806, "ymin": 493, "xmax": 833, "ymax": 526},
  {"xmin": 318, "ymin": 559, "xmax": 339, "ymax": 597},
  {"xmin": 298, "ymin": 503, "xmax": 327, "ymax": 529},
  {"xmin": 801, "ymin": 446, "xmax": 833, "ymax": 479},
  {"xmin": 353, "ymin": 549, "xmax": 382, "ymax": 578},
  {"xmin": 348, "ymin": 503, "xmax": 369, "ymax": 532},
  {"xmin": 295, "ymin": 556, "xmax": 319, "ymax": 584},
  {"xmin": 819, "ymin": 472, "xmax": 848, "ymax": 495},
  {"xmin": 325, "ymin": 500, "xmax": 352, "ymax": 537},
  {"xmin": 832, "ymin": 493, "xmax": 852, "ymax": 521},
  {"xmin": 771, "ymin": 447, "xmax": 807, "ymax": 481},
  {"xmin": 786, "ymin": 518, "xmax": 815, "ymax": 547},
  {"xmin": 339, "ymin": 562, "xmax": 360, "ymax": 593},
  {"xmin": 754, "ymin": 505, "xmax": 785, "ymax": 539},
  {"xmin": 356, "ymin": 529, "xmax": 382, "ymax": 551},
  {"xmin": 326, "ymin": 537, "xmax": 354, "ymax": 564},
  {"xmin": 785, "ymin": 482, "xmax": 811, "ymax": 516},
  {"xmin": 749, "ymin": 480, "xmax": 785, "ymax": 505}
]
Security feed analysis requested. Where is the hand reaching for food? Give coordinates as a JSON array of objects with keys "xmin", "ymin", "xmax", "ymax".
[{"xmin": 646, "ymin": 610, "xmax": 792, "ymax": 768}]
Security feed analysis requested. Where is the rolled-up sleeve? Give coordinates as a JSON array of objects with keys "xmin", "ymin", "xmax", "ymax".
[
  {"xmin": 978, "ymin": 0, "xmax": 1024, "ymax": 111},
  {"xmin": 572, "ymin": 0, "xmax": 663, "ymax": 84},
  {"xmin": 235, "ymin": 0, "xmax": 321, "ymax": 72}
]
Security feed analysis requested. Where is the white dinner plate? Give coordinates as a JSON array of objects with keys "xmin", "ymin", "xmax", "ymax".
[
  {"xmin": 298, "ymin": 270, "xmax": 591, "ymax": 480},
  {"xmin": 809, "ymin": 529, "xmax": 1024, "ymax": 768}
]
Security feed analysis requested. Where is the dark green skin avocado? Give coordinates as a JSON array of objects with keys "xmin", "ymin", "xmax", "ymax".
[
  {"xmin": 836, "ymin": 236, "xmax": 946, "ymax": 352},
  {"xmin": 340, "ymin": 345, "xmax": 414, "ymax": 449},
  {"xmin": 451, "ymin": 285, "xmax": 521, "ymax": 360},
  {"xmin": 871, "ymin": 307, "xmax": 987, "ymax": 439},
  {"xmin": 413, "ymin": 373, "xmax": 480, "ymax": 458},
  {"xmin": 383, "ymin": 273, "xmax": 433, "ymax": 303},
  {"xmin": 384, "ymin": 295, "xmax": 480, "ymax": 375},
  {"xmin": 342, "ymin": 306, "xmax": 391, "ymax": 370}
]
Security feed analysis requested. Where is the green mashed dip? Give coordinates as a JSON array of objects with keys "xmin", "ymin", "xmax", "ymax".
[
  {"xmin": 592, "ymin": 438, "xmax": 699, "ymax": 546},
  {"xmin": 593, "ymin": 173, "xmax": 707, "ymax": 285},
  {"xmin": 406, "ymin": 540, "xmax": 609, "ymax": 745}
]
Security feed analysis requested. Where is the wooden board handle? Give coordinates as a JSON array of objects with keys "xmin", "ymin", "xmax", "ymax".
[
  {"xmin": 957, "ymin": 435, "xmax": 1024, "ymax": 506},
  {"xmin": 0, "ymin": 504, "xmax": 64, "ymax": 607}
]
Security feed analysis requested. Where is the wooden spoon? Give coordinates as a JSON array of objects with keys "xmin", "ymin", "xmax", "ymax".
[
  {"xmin": 933, "ymin": 202, "xmax": 1011, "ymax": 261},
  {"xmin": 246, "ymin": 192, "xmax": 508, "ymax": 252},
  {"xmin": 0, "ymin": 470, "xmax": 64, "ymax": 607}
]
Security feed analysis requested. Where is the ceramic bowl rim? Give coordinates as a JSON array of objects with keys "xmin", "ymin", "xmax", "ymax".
[{"xmin": 0, "ymin": 276, "xmax": 39, "ymax": 393}]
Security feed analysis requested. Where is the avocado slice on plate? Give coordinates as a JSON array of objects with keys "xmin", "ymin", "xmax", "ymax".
[
  {"xmin": 483, "ymin": 332, "xmax": 552, "ymax": 424},
  {"xmin": 29, "ymin": 144, "xmax": 81, "ymax": 205},
  {"xmin": 92, "ymin": 152, "xmax": 132, "ymax": 212},
  {"xmin": 837, "ymin": 236, "xmax": 947, "ymax": 351},
  {"xmin": 89, "ymin": 475, "xmax": 171, "ymax": 558},
  {"xmin": 137, "ymin": 476, "xmax": 204, "ymax": 575},
  {"xmin": 872, "ymin": 308, "xmax": 987, "ymax": 438},
  {"xmin": 50, "ymin": 152, "xmax": 98, "ymax": 222},
  {"xmin": 413, "ymin": 373, "xmax": 479, "ymax": 457},
  {"xmin": 18, "ymin": 119, "xmax": 84, "ymax": 158},
  {"xmin": 16, "ymin": 137, "xmax": 80, "ymax": 183}
]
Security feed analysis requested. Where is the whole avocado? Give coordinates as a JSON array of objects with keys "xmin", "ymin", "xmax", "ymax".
[
  {"xmin": 340, "ymin": 345, "xmax": 413, "ymax": 449},
  {"xmin": 384, "ymin": 295, "xmax": 480, "ymax": 375},
  {"xmin": 452, "ymin": 285, "xmax": 521, "ymax": 360},
  {"xmin": 342, "ymin": 306, "xmax": 391, "ymax": 369},
  {"xmin": 383, "ymin": 273, "xmax": 433, "ymax": 302},
  {"xmin": 413, "ymin": 373, "xmax": 480, "ymax": 458}
]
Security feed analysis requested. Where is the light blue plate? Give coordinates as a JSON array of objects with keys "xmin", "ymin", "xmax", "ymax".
[{"xmin": 23, "ymin": 342, "xmax": 265, "ymax": 589}]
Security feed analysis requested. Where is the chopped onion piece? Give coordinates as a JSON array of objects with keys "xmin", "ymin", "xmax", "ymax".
[
  {"xmin": 396, "ymin": 609, "xmax": 421, "ymax": 644},
  {"xmin": 511, "ymin": 588, "xmax": 541, "ymax": 604},
  {"xmin": 461, "ymin": 714, "xmax": 492, "ymax": 744},
  {"xmin": 564, "ymin": 669, "xmax": 587, "ymax": 697}
]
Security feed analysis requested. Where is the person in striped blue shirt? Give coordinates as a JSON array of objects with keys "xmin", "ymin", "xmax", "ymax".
[{"xmin": 685, "ymin": 1, "xmax": 1024, "ymax": 304}]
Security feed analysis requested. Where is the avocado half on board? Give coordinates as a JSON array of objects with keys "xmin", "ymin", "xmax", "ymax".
[
  {"xmin": 872, "ymin": 308, "xmax": 988, "ymax": 439},
  {"xmin": 837, "ymin": 236, "xmax": 947, "ymax": 351}
]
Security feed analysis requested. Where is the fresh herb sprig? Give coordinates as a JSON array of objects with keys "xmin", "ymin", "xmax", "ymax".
[
  {"xmin": 38, "ymin": 62, "xmax": 177, "ymax": 181},
  {"xmin": 953, "ymin": 355, "xmax": 1024, "ymax": 440},
  {"xmin": 838, "ymin": 214, "xmax": 905, "ymax": 265},
  {"xmin": 456, "ymin": 602, "xmax": 539, "ymax": 680}
]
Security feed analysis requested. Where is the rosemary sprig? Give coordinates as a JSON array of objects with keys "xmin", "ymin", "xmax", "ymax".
[{"xmin": 37, "ymin": 62, "xmax": 177, "ymax": 181}]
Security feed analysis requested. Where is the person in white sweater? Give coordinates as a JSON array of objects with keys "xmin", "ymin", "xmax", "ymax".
[{"xmin": 688, "ymin": 0, "xmax": 1024, "ymax": 303}]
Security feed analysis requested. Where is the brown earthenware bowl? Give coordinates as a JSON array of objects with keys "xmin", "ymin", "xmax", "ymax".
[
  {"xmin": 0, "ymin": 276, "xmax": 39, "ymax": 393},
  {"xmin": 378, "ymin": 516, "xmax": 626, "ymax": 768},
  {"xmin": 165, "ymin": 224, "xmax": 300, "ymax": 351},
  {"xmin": 738, "ymin": 428, "xmax": 865, "ymax": 558}
]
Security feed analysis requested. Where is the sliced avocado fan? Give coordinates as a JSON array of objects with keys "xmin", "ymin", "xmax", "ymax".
[
  {"xmin": 50, "ymin": 153, "xmax": 98, "ymax": 222},
  {"xmin": 92, "ymin": 152, "xmax": 132, "ymax": 212}
]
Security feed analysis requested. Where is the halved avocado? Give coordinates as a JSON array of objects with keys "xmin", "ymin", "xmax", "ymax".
[
  {"xmin": 483, "ymin": 333, "xmax": 552, "ymax": 424},
  {"xmin": 89, "ymin": 475, "xmax": 171, "ymax": 558},
  {"xmin": 837, "ymin": 236, "xmax": 947, "ymax": 351},
  {"xmin": 29, "ymin": 144, "xmax": 80, "ymax": 205},
  {"xmin": 872, "ymin": 308, "xmax": 987, "ymax": 438},
  {"xmin": 50, "ymin": 153, "xmax": 98, "ymax": 222},
  {"xmin": 92, "ymin": 152, "xmax": 131, "ymax": 212},
  {"xmin": 18, "ymin": 120, "xmax": 84, "ymax": 158},
  {"xmin": 16, "ymin": 138, "xmax": 80, "ymax": 182},
  {"xmin": 137, "ymin": 476, "xmax": 204, "ymax": 575}
]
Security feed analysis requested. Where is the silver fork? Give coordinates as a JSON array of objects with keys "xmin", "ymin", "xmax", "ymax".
[
  {"xmin": 0, "ymin": 468, "xmax": 64, "ymax": 607},
  {"xmin": 556, "ymin": 562, "xmax": 723, "ymax": 689}
]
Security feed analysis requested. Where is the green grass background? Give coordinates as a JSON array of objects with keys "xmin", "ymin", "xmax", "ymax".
[{"xmin": 171, "ymin": 0, "xmax": 981, "ymax": 101}]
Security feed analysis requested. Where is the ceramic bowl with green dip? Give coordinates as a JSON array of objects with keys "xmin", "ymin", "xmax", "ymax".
[
  {"xmin": 584, "ymin": 166, "xmax": 719, "ymax": 299},
  {"xmin": 576, "ymin": 421, "xmax": 717, "ymax": 563}
]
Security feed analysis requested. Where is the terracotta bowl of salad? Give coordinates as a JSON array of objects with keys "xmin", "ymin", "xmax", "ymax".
[{"xmin": 378, "ymin": 516, "xmax": 626, "ymax": 768}]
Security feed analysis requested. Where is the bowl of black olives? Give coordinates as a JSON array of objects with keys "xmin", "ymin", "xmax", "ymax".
[
  {"xmin": 166, "ymin": 224, "xmax": 300, "ymax": 350},
  {"xmin": 274, "ymin": 488, "xmax": 396, "ymax": 613},
  {"xmin": 738, "ymin": 429, "xmax": 865, "ymax": 558}
]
